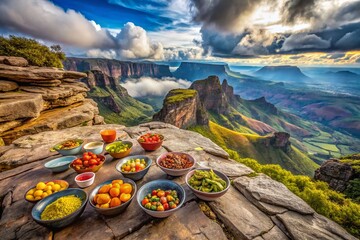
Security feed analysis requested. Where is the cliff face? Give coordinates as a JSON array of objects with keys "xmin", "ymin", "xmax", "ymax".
[
  {"xmin": 0, "ymin": 56, "xmax": 104, "ymax": 145},
  {"xmin": 153, "ymin": 89, "xmax": 208, "ymax": 128},
  {"xmin": 254, "ymin": 65, "xmax": 311, "ymax": 81},
  {"xmin": 81, "ymin": 70, "xmax": 154, "ymax": 126},
  {"xmin": 63, "ymin": 57, "xmax": 172, "ymax": 80}
]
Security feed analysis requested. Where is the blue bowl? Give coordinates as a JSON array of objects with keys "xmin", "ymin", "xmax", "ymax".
[
  {"xmin": 53, "ymin": 139, "xmax": 84, "ymax": 156},
  {"xmin": 31, "ymin": 188, "xmax": 88, "ymax": 229},
  {"xmin": 115, "ymin": 155, "xmax": 152, "ymax": 181},
  {"xmin": 89, "ymin": 178, "xmax": 137, "ymax": 216},
  {"xmin": 83, "ymin": 142, "xmax": 104, "ymax": 155},
  {"xmin": 136, "ymin": 180, "xmax": 186, "ymax": 218},
  {"xmin": 44, "ymin": 156, "xmax": 77, "ymax": 173}
]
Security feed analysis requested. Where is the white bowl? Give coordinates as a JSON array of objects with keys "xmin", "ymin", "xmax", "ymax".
[
  {"xmin": 83, "ymin": 142, "xmax": 104, "ymax": 154},
  {"xmin": 75, "ymin": 172, "xmax": 95, "ymax": 188}
]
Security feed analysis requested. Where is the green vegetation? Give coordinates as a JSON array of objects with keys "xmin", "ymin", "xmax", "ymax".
[
  {"xmin": 190, "ymin": 124, "xmax": 360, "ymax": 237},
  {"xmin": 165, "ymin": 89, "xmax": 197, "ymax": 104},
  {"xmin": 340, "ymin": 154, "xmax": 360, "ymax": 203},
  {"xmin": 0, "ymin": 35, "xmax": 65, "ymax": 68}
]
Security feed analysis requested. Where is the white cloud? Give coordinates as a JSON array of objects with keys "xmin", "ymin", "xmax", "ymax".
[
  {"xmin": 86, "ymin": 49, "xmax": 117, "ymax": 59},
  {"xmin": 121, "ymin": 77, "xmax": 191, "ymax": 97},
  {"xmin": 281, "ymin": 33, "xmax": 330, "ymax": 52}
]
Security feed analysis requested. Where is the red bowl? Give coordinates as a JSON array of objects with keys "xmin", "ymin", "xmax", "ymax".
[
  {"xmin": 138, "ymin": 135, "xmax": 163, "ymax": 151},
  {"xmin": 100, "ymin": 129, "xmax": 116, "ymax": 143}
]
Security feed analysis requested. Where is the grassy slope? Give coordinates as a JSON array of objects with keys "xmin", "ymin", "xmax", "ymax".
[{"xmin": 190, "ymin": 121, "xmax": 318, "ymax": 176}]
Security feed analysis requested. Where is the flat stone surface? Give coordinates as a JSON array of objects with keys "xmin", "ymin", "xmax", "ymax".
[
  {"xmin": 123, "ymin": 201, "xmax": 227, "ymax": 240},
  {"xmin": 0, "ymin": 120, "xmax": 24, "ymax": 134},
  {"xmin": 0, "ymin": 80, "xmax": 18, "ymax": 91},
  {"xmin": 0, "ymin": 92, "xmax": 43, "ymax": 122},
  {"xmin": 276, "ymin": 211, "xmax": 357, "ymax": 240},
  {"xmin": 1, "ymin": 56, "xmax": 28, "ymax": 67},
  {"xmin": 209, "ymin": 186, "xmax": 274, "ymax": 240},
  {"xmin": 262, "ymin": 226, "xmax": 289, "ymax": 240},
  {"xmin": 234, "ymin": 174, "xmax": 314, "ymax": 215}
]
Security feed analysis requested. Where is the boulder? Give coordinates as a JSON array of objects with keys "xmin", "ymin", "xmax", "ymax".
[
  {"xmin": 0, "ymin": 80, "xmax": 18, "ymax": 92},
  {"xmin": 1, "ymin": 56, "xmax": 28, "ymax": 67},
  {"xmin": 0, "ymin": 92, "xmax": 43, "ymax": 122}
]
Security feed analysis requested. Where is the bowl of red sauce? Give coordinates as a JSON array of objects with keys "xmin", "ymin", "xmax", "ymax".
[{"xmin": 75, "ymin": 172, "xmax": 95, "ymax": 188}]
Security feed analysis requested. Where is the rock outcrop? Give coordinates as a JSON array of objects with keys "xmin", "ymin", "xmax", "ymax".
[
  {"xmin": 262, "ymin": 132, "xmax": 291, "ymax": 152},
  {"xmin": 63, "ymin": 57, "xmax": 172, "ymax": 80},
  {"xmin": 0, "ymin": 122, "xmax": 356, "ymax": 240},
  {"xmin": 0, "ymin": 56, "xmax": 104, "ymax": 145},
  {"xmin": 153, "ymin": 89, "xmax": 208, "ymax": 128}
]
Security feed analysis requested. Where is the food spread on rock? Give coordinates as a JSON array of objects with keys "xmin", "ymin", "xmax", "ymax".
[
  {"xmin": 25, "ymin": 180, "xmax": 68, "ymax": 202},
  {"xmin": 141, "ymin": 189, "xmax": 180, "ymax": 211},
  {"xmin": 159, "ymin": 153, "xmax": 193, "ymax": 169},
  {"xmin": 41, "ymin": 195, "xmax": 82, "ymax": 220},
  {"xmin": 121, "ymin": 158, "xmax": 147, "ymax": 172},
  {"xmin": 188, "ymin": 169, "xmax": 227, "ymax": 192},
  {"xmin": 71, "ymin": 152, "xmax": 104, "ymax": 172},
  {"xmin": 93, "ymin": 180, "xmax": 133, "ymax": 208}
]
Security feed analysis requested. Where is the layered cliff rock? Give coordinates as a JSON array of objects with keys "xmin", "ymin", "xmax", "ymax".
[
  {"xmin": 0, "ymin": 56, "xmax": 104, "ymax": 145},
  {"xmin": 153, "ymin": 89, "xmax": 208, "ymax": 128},
  {"xmin": 64, "ymin": 57, "xmax": 172, "ymax": 80},
  {"xmin": 81, "ymin": 70, "xmax": 154, "ymax": 126}
]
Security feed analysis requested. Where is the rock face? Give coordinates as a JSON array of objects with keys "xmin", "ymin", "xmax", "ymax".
[
  {"xmin": 0, "ymin": 56, "xmax": 104, "ymax": 145},
  {"xmin": 0, "ymin": 122, "xmax": 356, "ymax": 240},
  {"xmin": 153, "ymin": 89, "xmax": 208, "ymax": 128},
  {"xmin": 63, "ymin": 57, "xmax": 172, "ymax": 80},
  {"xmin": 173, "ymin": 62, "xmax": 229, "ymax": 81},
  {"xmin": 262, "ymin": 132, "xmax": 291, "ymax": 152},
  {"xmin": 314, "ymin": 159, "xmax": 356, "ymax": 192}
]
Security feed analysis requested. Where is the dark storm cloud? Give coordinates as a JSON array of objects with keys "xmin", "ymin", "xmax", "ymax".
[
  {"xmin": 281, "ymin": 33, "xmax": 330, "ymax": 52},
  {"xmin": 333, "ymin": 1, "xmax": 360, "ymax": 23},
  {"xmin": 335, "ymin": 29, "xmax": 360, "ymax": 50},
  {"xmin": 282, "ymin": 0, "xmax": 317, "ymax": 24}
]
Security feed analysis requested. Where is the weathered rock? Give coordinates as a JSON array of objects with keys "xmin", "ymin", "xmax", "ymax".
[
  {"xmin": 314, "ymin": 159, "xmax": 355, "ymax": 192},
  {"xmin": 0, "ymin": 92, "xmax": 43, "ymax": 122},
  {"xmin": 0, "ymin": 120, "xmax": 24, "ymax": 134},
  {"xmin": 123, "ymin": 202, "xmax": 227, "ymax": 240},
  {"xmin": 43, "ymin": 93, "xmax": 86, "ymax": 109},
  {"xmin": 1, "ymin": 56, "xmax": 29, "ymax": 67},
  {"xmin": 153, "ymin": 89, "xmax": 209, "ymax": 128},
  {"xmin": 234, "ymin": 174, "xmax": 314, "ymax": 214},
  {"xmin": 209, "ymin": 186, "xmax": 274, "ymax": 239},
  {"xmin": 28, "ymin": 79, "xmax": 62, "ymax": 87},
  {"xmin": 262, "ymin": 226, "xmax": 289, "ymax": 240},
  {"xmin": 276, "ymin": 211, "xmax": 357, "ymax": 240},
  {"xmin": 0, "ymin": 99, "xmax": 99, "ymax": 145},
  {"xmin": 0, "ymin": 80, "xmax": 18, "ymax": 91},
  {"xmin": 262, "ymin": 132, "xmax": 291, "ymax": 152}
]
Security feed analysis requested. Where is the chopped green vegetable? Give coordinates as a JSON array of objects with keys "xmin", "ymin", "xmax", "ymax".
[{"xmin": 188, "ymin": 169, "xmax": 227, "ymax": 193}]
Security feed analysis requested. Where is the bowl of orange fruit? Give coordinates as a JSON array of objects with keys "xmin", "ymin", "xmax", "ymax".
[{"xmin": 89, "ymin": 178, "xmax": 136, "ymax": 216}]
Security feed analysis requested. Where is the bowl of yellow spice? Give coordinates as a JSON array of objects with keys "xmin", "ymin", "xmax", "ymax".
[{"xmin": 31, "ymin": 188, "xmax": 88, "ymax": 229}]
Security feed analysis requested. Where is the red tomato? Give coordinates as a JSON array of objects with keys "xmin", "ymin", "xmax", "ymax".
[
  {"xmin": 142, "ymin": 198, "xmax": 149, "ymax": 206},
  {"xmin": 160, "ymin": 197, "xmax": 167, "ymax": 204},
  {"xmin": 83, "ymin": 160, "xmax": 89, "ymax": 167},
  {"xmin": 152, "ymin": 190, "xmax": 157, "ymax": 196},
  {"xmin": 73, "ymin": 159, "xmax": 82, "ymax": 165},
  {"xmin": 83, "ymin": 155, "xmax": 91, "ymax": 161},
  {"xmin": 89, "ymin": 159, "xmax": 98, "ymax": 165},
  {"xmin": 163, "ymin": 203, "xmax": 169, "ymax": 210},
  {"xmin": 164, "ymin": 190, "xmax": 171, "ymax": 196}
]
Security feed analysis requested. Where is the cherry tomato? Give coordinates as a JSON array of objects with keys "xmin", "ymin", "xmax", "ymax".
[
  {"xmin": 157, "ymin": 190, "xmax": 165, "ymax": 198},
  {"xmin": 142, "ymin": 198, "xmax": 149, "ymax": 206},
  {"xmin": 89, "ymin": 159, "xmax": 98, "ymax": 165},
  {"xmin": 157, "ymin": 205, "xmax": 165, "ymax": 211},
  {"xmin": 83, "ymin": 160, "xmax": 89, "ymax": 167},
  {"xmin": 83, "ymin": 155, "xmax": 91, "ymax": 161},
  {"xmin": 164, "ymin": 190, "xmax": 171, "ymax": 196},
  {"xmin": 163, "ymin": 203, "xmax": 169, "ymax": 210},
  {"xmin": 152, "ymin": 190, "xmax": 157, "ymax": 196},
  {"xmin": 166, "ymin": 195, "xmax": 174, "ymax": 202},
  {"xmin": 160, "ymin": 196, "xmax": 167, "ymax": 204}
]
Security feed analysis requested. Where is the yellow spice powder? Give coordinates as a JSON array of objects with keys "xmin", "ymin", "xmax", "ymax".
[{"xmin": 41, "ymin": 195, "xmax": 82, "ymax": 220}]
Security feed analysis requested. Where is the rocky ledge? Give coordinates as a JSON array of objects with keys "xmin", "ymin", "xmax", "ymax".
[
  {"xmin": 0, "ymin": 122, "xmax": 355, "ymax": 240},
  {"xmin": 0, "ymin": 56, "xmax": 104, "ymax": 145}
]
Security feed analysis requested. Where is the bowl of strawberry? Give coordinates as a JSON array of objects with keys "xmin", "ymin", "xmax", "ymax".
[
  {"xmin": 137, "ymin": 133, "xmax": 164, "ymax": 151},
  {"xmin": 137, "ymin": 179, "xmax": 185, "ymax": 218},
  {"xmin": 70, "ymin": 152, "xmax": 105, "ymax": 173}
]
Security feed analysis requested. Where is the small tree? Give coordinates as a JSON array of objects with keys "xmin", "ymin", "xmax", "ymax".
[{"xmin": 0, "ymin": 35, "xmax": 66, "ymax": 68}]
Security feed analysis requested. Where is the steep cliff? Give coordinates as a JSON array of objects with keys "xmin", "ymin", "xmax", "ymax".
[
  {"xmin": 254, "ymin": 65, "xmax": 311, "ymax": 81},
  {"xmin": 0, "ymin": 56, "xmax": 104, "ymax": 145},
  {"xmin": 64, "ymin": 57, "xmax": 172, "ymax": 80},
  {"xmin": 153, "ymin": 89, "xmax": 208, "ymax": 128},
  {"xmin": 81, "ymin": 70, "xmax": 154, "ymax": 126}
]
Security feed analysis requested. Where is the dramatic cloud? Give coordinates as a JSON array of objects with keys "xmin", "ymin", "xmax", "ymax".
[
  {"xmin": 121, "ymin": 77, "xmax": 191, "ymax": 97},
  {"xmin": 333, "ymin": 1, "xmax": 360, "ymax": 24},
  {"xmin": 282, "ymin": 0, "xmax": 317, "ymax": 24},
  {"xmin": 0, "ymin": 0, "xmax": 114, "ymax": 48},
  {"xmin": 335, "ymin": 29, "xmax": 360, "ymax": 50},
  {"xmin": 281, "ymin": 33, "xmax": 330, "ymax": 52}
]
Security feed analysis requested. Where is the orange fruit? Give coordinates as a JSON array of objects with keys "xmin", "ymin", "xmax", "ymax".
[
  {"xmin": 96, "ymin": 193, "xmax": 111, "ymax": 205},
  {"xmin": 112, "ymin": 183, "xmax": 121, "ymax": 189},
  {"xmin": 109, "ymin": 187, "xmax": 120, "ymax": 198},
  {"xmin": 100, "ymin": 203, "xmax": 110, "ymax": 208},
  {"xmin": 120, "ymin": 183, "xmax": 132, "ymax": 194},
  {"xmin": 98, "ymin": 184, "xmax": 111, "ymax": 194},
  {"xmin": 120, "ymin": 193, "xmax": 131, "ymax": 202},
  {"xmin": 110, "ymin": 197, "xmax": 121, "ymax": 208},
  {"xmin": 112, "ymin": 179, "xmax": 123, "ymax": 185}
]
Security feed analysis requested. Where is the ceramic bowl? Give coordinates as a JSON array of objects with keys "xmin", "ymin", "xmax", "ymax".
[
  {"xmin": 185, "ymin": 168, "xmax": 230, "ymax": 201},
  {"xmin": 53, "ymin": 139, "xmax": 84, "ymax": 156},
  {"xmin": 75, "ymin": 172, "xmax": 95, "ymax": 188},
  {"xmin": 115, "ymin": 155, "xmax": 152, "ymax": 181},
  {"xmin": 83, "ymin": 142, "xmax": 104, "ymax": 155},
  {"xmin": 24, "ymin": 180, "xmax": 69, "ymax": 203},
  {"xmin": 89, "ymin": 178, "xmax": 137, "ymax": 216},
  {"xmin": 44, "ymin": 156, "xmax": 77, "ymax": 173},
  {"xmin": 136, "ymin": 179, "xmax": 185, "ymax": 218},
  {"xmin": 137, "ymin": 134, "xmax": 164, "ymax": 151},
  {"xmin": 156, "ymin": 152, "xmax": 196, "ymax": 176},
  {"xmin": 105, "ymin": 141, "xmax": 133, "ymax": 159},
  {"xmin": 70, "ymin": 154, "xmax": 105, "ymax": 174},
  {"xmin": 31, "ymin": 188, "xmax": 88, "ymax": 229},
  {"xmin": 100, "ymin": 129, "xmax": 117, "ymax": 143}
]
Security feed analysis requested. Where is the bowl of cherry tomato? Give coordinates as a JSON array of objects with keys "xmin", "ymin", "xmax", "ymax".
[
  {"xmin": 136, "ymin": 179, "xmax": 185, "ymax": 218},
  {"xmin": 89, "ymin": 178, "xmax": 137, "ymax": 216},
  {"xmin": 137, "ymin": 133, "xmax": 164, "ymax": 151},
  {"xmin": 115, "ymin": 155, "xmax": 152, "ymax": 181},
  {"xmin": 70, "ymin": 152, "xmax": 105, "ymax": 173}
]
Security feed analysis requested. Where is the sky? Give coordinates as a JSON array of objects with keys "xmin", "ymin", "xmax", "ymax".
[{"xmin": 0, "ymin": 0, "xmax": 360, "ymax": 66}]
